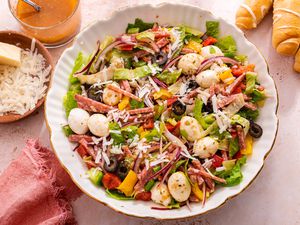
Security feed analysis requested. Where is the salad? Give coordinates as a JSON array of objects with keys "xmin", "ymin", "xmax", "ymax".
[{"xmin": 63, "ymin": 18, "xmax": 266, "ymax": 209}]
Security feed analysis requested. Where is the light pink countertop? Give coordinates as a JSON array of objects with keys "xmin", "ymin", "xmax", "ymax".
[{"xmin": 1, "ymin": 0, "xmax": 300, "ymax": 224}]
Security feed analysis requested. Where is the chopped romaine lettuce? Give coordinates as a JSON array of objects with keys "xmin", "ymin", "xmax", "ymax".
[
  {"xmin": 238, "ymin": 108, "xmax": 259, "ymax": 121},
  {"xmin": 130, "ymin": 99, "xmax": 144, "ymax": 109},
  {"xmin": 231, "ymin": 114, "xmax": 250, "ymax": 135},
  {"xmin": 214, "ymin": 156, "xmax": 247, "ymax": 186},
  {"xmin": 182, "ymin": 25, "xmax": 204, "ymax": 36},
  {"xmin": 109, "ymin": 122, "xmax": 125, "ymax": 145},
  {"xmin": 206, "ymin": 21, "xmax": 219, "ymax": 38},
  {"xmin": 144, "ymin": 128, "xmax": 161, "ymax": 142},
  {"xmin": 113, "ymin": 65, "xmax": 155, "ymax": 80},
  {"xmin": 62, "ymin": 125, "xmax": 74, "ymax": 137},
  {"xmin": 193, "ymin": 99, "xmax": 203, "ymax": 123},
  {"xmin": 251, "ymin": 89, "xmax": 266, "ymax": 103},
  {"xmin": 121, "ymin": 125, "xmax": 138, "ymax": 139},
  {"xmin": 156, "ymin": 70, "xmax": 182, "ymax": 85},
  {"xmin": 87, "ymin": 168, "xmax": 103, "ymax": 186},
  {"xmin": 126, "ymin": 18, "xmax": 154, "ymax": 33},
  {"xmin": 136, "ymin": 31, "xmax": 155, "ymax": 41},
  {"xmin": 216, "ymin": 35, "xmax": 237, "ymax": 56},
  {"xmin": 229, "ymin": 137, "xmax": 240, "ymax": 158},
  {"xmin": 234, "ymin": 55, "xmax": 248, "ymax": 64},
  {"xmin": 154, "ymin": 104, "xmax": 164, "ymax": 120},
  {"xmin": 245, "ymin": 72, "xmax": 257, "ymax": 94},
  {"xmin": 106, "ymin": 189, "xmax": 134, "ymax": 200},
  {"xmin": 127, "ymin": 27, "xmax": 139, "ymax": 34}
]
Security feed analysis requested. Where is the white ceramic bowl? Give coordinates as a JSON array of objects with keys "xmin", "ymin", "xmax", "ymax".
[{"xmin": 45, "ymin": 3, "xmax": 278, "ymax": 219}]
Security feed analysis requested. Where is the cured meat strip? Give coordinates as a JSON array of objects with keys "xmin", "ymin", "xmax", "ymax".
[
  {"xmin": 78, "ymin": 138, "xmax": 96, "ymax": 160},
  {"xmin": 75, "ymin": 94, "xmax": 114, "ymax": 113},
  {"xmin": 127, "ymin": 112, "xmax": 154, "ymax": 122},
  {"xmin": 127, "ymin": 107, "xmax": 154, "ymax": 115},
  {"xmin": 107, "ymin": 84, "xmax": 142, "ymax": 102},
  {"xmin": 236, "ymin": 125, "xmax": 246, "ymax": 151},
  {"xmin": 226, "ymin": 74, "xmax": 246, "ymax": 94},
  {"xmin": 119, "ymin": 80, "xmax": 132, "ymax": 93},
  {"xmin": 69, "ymin": 134, "xmax": 93, "ymax": 143}
]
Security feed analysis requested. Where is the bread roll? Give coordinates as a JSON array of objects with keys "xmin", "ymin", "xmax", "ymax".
[
  {"xmin": 272, "ymin": 0, "xmax": 300, "ymax": 56},
  {"xmin": 236, "ymin": 0, "xmax": 273, "ymax": 29},
  {"xmin": 294, "ymin": 49, "xmax": 300, "ymax": 72}
]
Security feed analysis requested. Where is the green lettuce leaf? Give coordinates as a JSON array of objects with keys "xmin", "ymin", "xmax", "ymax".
[
  {"xmin": 113, "ymin": 65, "xmax": 155, "ymax": 80},
  {"xmin": 126, "ymin": 18, "xmax": 154, "ymax": 33},
  {"xmin": 109, "ymin": 122, "xmax": 125, "ymax": 145},
  {"xmin": 130, "ymin": 99, "xmax": 144, "ymax": 109},
  {"xmin": 62, "ymin": 125, "xmax": 74, "ymax": 137},
  {"xmin": 251, "ymin": 89, "xmax": 266, "ymax": 103},
  {"xmin": 206, "ymin": 21, "xmax": 219, "ymax": 38},
  {"xmin": 121, "ymin": 125, "xmax": 138, "ymax": 139},
  {"xmin": 106, "ymin": 189, "xmax": 134, "ymax": 200},
  {"xmin": 214, "ymin": 156, "xmax": 247, "ymax": 186},
  {"xmin": 229, "ymin": 137, "xmax": 240, "ymax": 158},
  {"xmin": 238, "ymin": 108, "xmax": 259, "ymax": 121},
  {"xmin": 216, "ymin": 35, "xmax": 237, "ymax": 56},
  {"xmin": 156, "ymin": 70, "xmax": 182, "ymax": 85},
  {"xmin": 144, "ymin": 128, "xmax": 161, "ymax": 142},
  {"xmin": 245, "ymin": 72, "xmax": 257, "ymax": 94}
]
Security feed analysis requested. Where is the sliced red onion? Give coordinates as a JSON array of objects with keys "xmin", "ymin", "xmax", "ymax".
[
  {"xmin": 160, "ymin": 153, "xmax": 181, "ymax": 184},
  {"xmin": 133, "ymin": 152, "xmax": 143, "ymax": 173},
  {"xmin": 139, "ymin": 38, "xmax": 160, "ymax": 53},
  {"xmin": 93, "ymin": 41, "xmax": 122, "ymax": 67},
  {"xmin": 197, "ymin": 56, "xmax": 239, "ymax": 74},
  {"xmin": 74, "ymin": 41, "xmax": 101, "ymax": 75},
  {"xmin": 163, "ymin": 55, "xmax": 182, "ymax": 71},
  {"xmin": 151, "ymin": 76, "xmax": 168, "ymax": 89}
]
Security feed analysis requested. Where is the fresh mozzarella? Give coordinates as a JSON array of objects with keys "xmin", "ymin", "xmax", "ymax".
[
  {"xmin": 196, "ymin": 70, "xmax": 219, "ymax": 88},
  {"xmin": 88, "ymin": 114, "xmax": 110, "ymax": 137},
  {"xmin": 151, "ymin": 182, "xmax": 172, "ymax": 206},
  {"xmin": 177, "ymin": 53, "xmax": 204, "ymax": 75},
  {"xmin": 180, "ymin": 116, "xmax": 202, "ymax": 141},
  {"xmin": 200, "ymin": 46, "xmax": 223, "ymax": 59},
  {"xmin": 193, "ymin": 137, "xmax": 219, "ymax": 158},
  {"xmin": 167, "ymin": 172, "xmax": 191, "ymax": 202},
  {"xmin": 68, "ymin": 108, "xmax": 90, "ymax": 134}
]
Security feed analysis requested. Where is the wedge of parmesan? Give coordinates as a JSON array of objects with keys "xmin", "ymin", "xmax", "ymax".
[{"xmin": 0, "ymin": 42, "xmax": 21, "ymax": 67}]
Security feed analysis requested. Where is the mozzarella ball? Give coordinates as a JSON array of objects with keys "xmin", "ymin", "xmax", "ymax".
[
  {"xmin": 103, "ymin": 83, "xmax": 122, "ymax": 106},
  {"xmin": 68, "ymin": 108, "xmax": 90, "ymax": 134},
  {"xmin": 196, "ymin": 70, "xmax": 219, "ymax": 88},
  {"xmin": 180, "ymin": 116, "xmax": 202, "ymax": 141},
  {"xmin": 167, "ymin": 172, "xmax": 191, "ymax": 202},
  {"xmin": 87, "ymin": 114, "xmax": 109, "ymax": 137},
  {"xmin": 151, "ymin": 182, "xmax": 172, "ymax": 207},
  {"xmin": 177, "ymin": 53, "xmax": 204, "ymax": 75},
  {"xmin": 193, "ymin": 137, "xmax": 219, "ymax": 158},
  {"xmin": 200, "ymin": 46, "xmax": 223, "ymax": 59}
]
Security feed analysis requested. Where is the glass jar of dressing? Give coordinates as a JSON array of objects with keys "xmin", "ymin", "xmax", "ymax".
[{"xmin": 8, "ymin": 0, "xmax": 81, "ymax": 48}]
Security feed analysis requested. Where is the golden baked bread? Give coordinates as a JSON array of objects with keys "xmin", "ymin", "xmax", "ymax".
[
  {"xmin": 294, "ymin": 49, "xmax": 300, "ymax": 72},
  {"xmin": 236, "ymin": 0, "xmax": 273, "ymax": 29}
]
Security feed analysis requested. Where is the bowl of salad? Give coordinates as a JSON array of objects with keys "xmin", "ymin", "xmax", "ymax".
[{"xmin": 45, "ymin": 3, "xmax": 278, "ymax": 219}]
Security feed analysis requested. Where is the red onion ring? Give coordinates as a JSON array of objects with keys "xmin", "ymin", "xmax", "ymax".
[
  {"xmin": 163, "ymin": 55, "xmax": 183, "ymax": 71},
  {"xmin": 151, "ymin": 76, "xmax": 168, "ymax": 89},
  {"xmin": 196, "ymin": 56, "xmax": 239, "ymax": 74}
]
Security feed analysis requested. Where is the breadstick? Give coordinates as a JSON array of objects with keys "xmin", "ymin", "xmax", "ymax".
[
  {"xmin": 236, "ymin": 0, "xmax": 273, "ymax": 29},
  {"xmin": 272, "ymin": 0, "xmax": 300, "ymax": 56}
]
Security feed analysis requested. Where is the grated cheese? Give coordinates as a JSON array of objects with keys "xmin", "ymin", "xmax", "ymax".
[{"xmin": 0, "ymin": 41, "xmax": 51, "ymax": 115}]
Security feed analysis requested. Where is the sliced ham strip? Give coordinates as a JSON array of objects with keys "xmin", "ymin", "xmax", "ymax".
[
  {"xmin": 226, "ymin": 74, "xmax": 246, "ymax": 94},
  {"xmin": 68, "ymin": 134, "xmax": 93, "ymax": 143},
  {"xmin": 127, "ymin": 107, "xmax": 154, "ymax": 115},
  {"xmin": 107, "ymin": 84, "xmax": 142, "ymax": 102},
  {"xmin": 244, "ymin": 102, "xmax": 258, "ymax": 110},
  {"xmin": 119, "ymin": 80, "xmax": 132, "ymax": 93},
  {"xmin": 156, "ymin": 37, "xmax": 169, "ymax": 48},
  {"xmin": 188, "ymin": 167, "xmax": 226, "ymax": 184},
  {"xmin": 78, "ymin": 138, "xmax": 96, "ymax": 160},
  {"xmin": 75, "ymin": 94, "xmax": 114, "ymax": 113},
  {"xmin": 236, "ymin": 125, "xmax": 246, "ymax": 151},
  {"xmin": 127, "ymin": 112, "xmax": 154, "ymax": 122}
]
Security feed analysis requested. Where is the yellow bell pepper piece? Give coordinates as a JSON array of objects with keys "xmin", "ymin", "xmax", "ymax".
[
  {"xmin": 137, "ymin": 126, "xmax": 144, "ymax": 135},
  {"xmin": 118, "ymin": 170, "xmax": 138, "ymax": 196},
  {"xmin": 186, "ymin": 40, "xmax": 202, "ymax": 53},
  {"xmin": 166, "ymin": 118, "xmax": 177, "ymax": 126},
  {"xmin": 219, "ymin": 69, "xmax": 235, "ymax": 85},
  {"xmin": 241, "ymin": 135, "xmax": 253, "ymax": 155},
  {"xmin": 118, "ymin": 96, "xmax": 130, "ymax": 110},
  {"xmin": 153, "ymin": 89, "xmax": 172, "ymax": 100},
  {"xmin": 140, "ymin": 130, "xmax": 150, "ymax": 139},
  {"xmin": 191, "ymin": 183, "xmax": 209, "ymax": 201}
]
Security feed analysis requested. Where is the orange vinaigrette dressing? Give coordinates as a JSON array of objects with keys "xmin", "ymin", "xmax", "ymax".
[{"xmin": 16, "ymin": 0, "xmax": 80, "ymax": 45}]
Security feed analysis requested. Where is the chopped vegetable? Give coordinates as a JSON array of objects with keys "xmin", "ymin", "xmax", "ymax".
[
  {"xmin": 106, "ymin": 189, "xmax": 134, "ymax": 200},
  {"xmin": 130, "ymin": 99, "xmax": 145, "ymax": 109},
  {"xmin": 118, "ymin": 170, "xmax": 138, "ymax": 196},
  {"xmin": 206, "ymin": 21, "xmax": 219, "ymax": 38},
  {"xmin": 113, "ymin": 65, "xmax": 155, "ymax": 80},
  {"xmin": 245, "ymin": 72, "xmax": 257, "ymax": 94},
  {"xmin": 62, "ymin": 125, "xmax": 74, "ymax": 137},
  {"xmin": 241, "ymin": 135, "xmax": 253, "ymax": 155},
  {"xmin": 229, "ymin": 137, "xmax": 240, "ymax": 158},
  {"xmin": 118, "ymin": 96, "xmax": 130, "ymax": 110},
  {"xmin": 126, "ymin": 18, "xmax": 154, "ymax": 33},
  {"xmin": 87, "ymin": 168, "xmax": 103, "ymax": 186},
  {"xmin": 191, "ymin": 183, "xmax": 209, "ymax": 201},
  {"xmin": 216, "ymin": 35, "xmax": 237, "ymax": 56},
  {"xmin": 109, "ymin": 122, "xmax": 125, "ymax": 145},
  {"xmin": 102, "ymin": 173, "xmax": 122, "ymax": 190},
  {"xmin": 144, "ymin": 180, "xmax": 156, "ymax": 191},
  {"xmin": 156, "ymin": 70, "xmax": 182, "ymax": 85},
  {"xmin": 153, "ymin": 89, "xmax": 172, "ymax": 100}
]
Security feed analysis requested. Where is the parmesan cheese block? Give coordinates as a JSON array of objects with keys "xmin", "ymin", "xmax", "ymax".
[{"xmin": 0, "ymin": 42, "xmax": 21, "ymax": 67}]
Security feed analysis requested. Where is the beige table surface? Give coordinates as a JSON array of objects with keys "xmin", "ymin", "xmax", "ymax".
[{"xmin": 1, "ymin": 0, "xmax": 300, "ymax": 224}]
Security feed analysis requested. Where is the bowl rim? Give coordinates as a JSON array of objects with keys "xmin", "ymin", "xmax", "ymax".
[
  {"xmin": 44, "ymin": 2, "xmax": 279, "ymax": 220},
  {"xmin": 0, "ymin": 30, "xmax": 54, "ymax": 123}
]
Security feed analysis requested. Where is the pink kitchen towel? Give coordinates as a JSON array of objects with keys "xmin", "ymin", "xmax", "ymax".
[{"xmin": 0, "ymin": 139, "xmax": 82, "ymax": 225}]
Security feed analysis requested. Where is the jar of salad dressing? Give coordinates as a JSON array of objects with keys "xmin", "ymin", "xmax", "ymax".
[{"xmin": 8, "ymin": 0, "xmax": 81, "ymax": 47}]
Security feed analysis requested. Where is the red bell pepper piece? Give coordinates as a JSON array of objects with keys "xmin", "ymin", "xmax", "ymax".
[
  {"xmin": 202, "ymin": 36, "xmax": 218, "ymax": 47},
  {"xmin": 135, "ymin": 191, "xmax": 152, "ymax": 201},
  {"xmin": 212, "ymin": 155, "xmax": 224, "ymax": 168},
  {"xmin": 102, "ymin": 173, "xmax": 121, "ymax": 190},
  {"xmin": 143, "ymin": 118, "xmax": 154, "ymax": 129},
  {"xmin": 167, "ymin": 96, "xmax": 178, "ymax": 106}
]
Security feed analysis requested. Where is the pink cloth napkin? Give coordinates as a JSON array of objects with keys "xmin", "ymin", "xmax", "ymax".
[{"xmin": 0, "ymin": 139, "xmax": 82, "ymax": 225}]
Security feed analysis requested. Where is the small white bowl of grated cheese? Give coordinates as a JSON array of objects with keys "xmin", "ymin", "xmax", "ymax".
[{"xmin": 0, "ymin": 31, "xmax": 53, "ymax": 123}]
